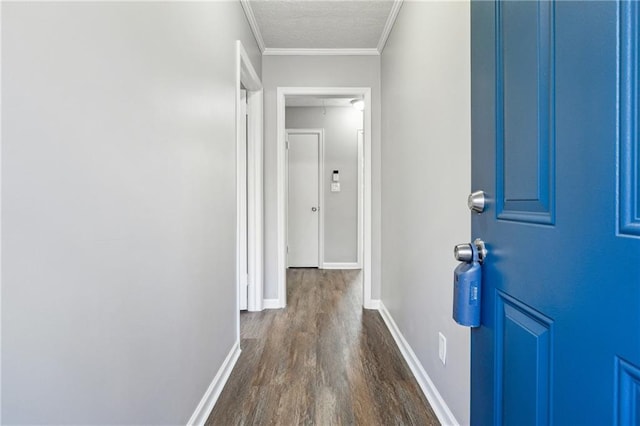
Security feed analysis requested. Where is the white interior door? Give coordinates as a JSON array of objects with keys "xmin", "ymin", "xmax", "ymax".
[
  {"xmin": 238, "ymin": 89, "xmax": 248, "ymax": 310},
  {"xmin": 287, "ymin": 131, "xmax": 320, "ymax": 267}
]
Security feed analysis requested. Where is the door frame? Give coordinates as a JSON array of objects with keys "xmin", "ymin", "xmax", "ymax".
[
  {"xmin": 285, "ymin": 128, "xmax": 325, "ymax": 268},
  {"xmin": 239, "ymin": 88, "xmax": 248, "ymax": 311},
  {"xmin": 236, "ymin": 40, "xmax": 263, "ymax": 326},
  {"xmin": 357, "ymin": 129, "xmax": 364, "ymax": 269},
  {"xmin": 276, "ymin": 87, "xmax": 373, "ymax": 309}
]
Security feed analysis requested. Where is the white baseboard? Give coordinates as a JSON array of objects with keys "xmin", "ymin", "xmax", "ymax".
[
  {"xmin": 378, "ymin": 302, "xmax": 460, "ymax": 426},
  {"xmin": 365, "ymin": 299, "xmax": 381, "ymax": 310},
  {"xmin": 321, "ymin": 262, "xmax": 361, "ymax": 270},
  {"xmin": 187, "ymin": 341, "xmax": 241, "ymax": 426},
  {"xmin": 262, "ymin": 298, "xmax": 281, "ymax": 309}
]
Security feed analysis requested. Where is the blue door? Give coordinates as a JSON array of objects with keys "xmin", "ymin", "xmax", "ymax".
[{"xmin": 471, "ymin": 1, "xmax": 640, "ymax": 424}]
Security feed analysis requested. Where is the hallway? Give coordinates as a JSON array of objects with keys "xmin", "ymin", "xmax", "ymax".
[{"xmin": 207, "ymin": 269, "xmax": 439, "ymax": 425}]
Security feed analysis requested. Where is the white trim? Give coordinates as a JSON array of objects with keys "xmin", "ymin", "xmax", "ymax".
[
  {"xmin": 367, "ymin": 299, "xmax": 381, "ymax": 310},
  {"xmin": 277, "ymin": 87, "xmax": 373, "ymax": 310},
  {"xmin": 319, "ymin": 131, "xmax": 325, "ymax": 269},
  {"xmin": 238, "ymin": 89, "xmax": 248, "ymax": 311},
  {"xmin": 276, "ymin": 89, "xmax": 287, "ymax": 308},
  {"xmin": 262, "ymin": 299, "xmax": 282, "ymax": 310},
  {"xmin": 286, "ymin": 129, "xmax": 325, "ymax": 269},
  {"xmin": 378, "ymin": 302, "xmax": 460, "ymax": 426},
  {"xmin": 239, "ymin": 0, "xmax": 265, "ymax": 53},
  {"xmin": 236, "ymin": 40, "xmax": 264, "ymax": 329},
  {"xmin": 247, "ymin": 89, "xmax": 264, "ymax": 312},
  {"xmin": 357, "ymin": 129, "xmax": 364, "ymax": 269},
  {"xmin": 377, "ymin": 0, "xmax": 404, "ymax": 53},
  {"xmin": 263, "ymin": 48, "xmax": 380, "ymax": 56},
  {"xmin": 237, "ymin": 41, "xmax": 262, "ymax": 92},
  {"xmin": 322, "ymin": 262, "xmax": 361, "ymax": 270},
  {"xmin": 362, "ymin": 88, "xmax": 373, "ymax": 310},
  {"xmin": 187, "ymin": 341, "xmax": 241, "ymax": 426},
  {"xmin": 0, "ymin": 2, "xmax": 4, "ymax": 420}
]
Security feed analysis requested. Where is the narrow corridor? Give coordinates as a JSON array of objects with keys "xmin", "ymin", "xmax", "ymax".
[{"xmin": 207, "ymin": 269, "xmax": 439, "ymax": 425}]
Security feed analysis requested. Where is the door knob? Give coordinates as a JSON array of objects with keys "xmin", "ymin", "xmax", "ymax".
[
  {"xmin": 311, "ymin": 207, "xmax": 318, "ymax": 212},
  {"xmin": 454, "ymin": 243, "xmax": 474, "ymax": 262},
  {"xmin": 468, "ymin": 191, "xmax": 487, "ymax": 213},
  {"xmin": 454, "ymin": 238, "xmax": 487, "ymax": 263}
]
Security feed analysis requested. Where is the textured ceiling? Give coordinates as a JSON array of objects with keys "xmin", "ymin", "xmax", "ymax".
[{"xmin": 249, "ymin": 0, "xmax": 395, "ymax": 49}]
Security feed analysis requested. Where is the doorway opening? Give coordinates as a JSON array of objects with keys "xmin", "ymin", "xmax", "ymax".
[{"xmin": 277, "ymin": 87, "xmax": 373, "ymax": 309}]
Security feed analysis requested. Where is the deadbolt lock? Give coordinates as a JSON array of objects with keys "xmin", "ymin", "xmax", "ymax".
[{"xmin": 468, "ymin": 191, "xmax": 487, "ymax": 214}]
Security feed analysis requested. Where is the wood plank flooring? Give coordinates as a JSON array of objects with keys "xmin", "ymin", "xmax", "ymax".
[{"xmin": 206, "ymin": 268, "xmax": 439, "ymax": 426}]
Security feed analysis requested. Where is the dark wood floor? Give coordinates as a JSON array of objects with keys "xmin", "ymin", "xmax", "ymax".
[{"xmin": 206, "ymin": 268, "xmax": 439, "ymax": 425}]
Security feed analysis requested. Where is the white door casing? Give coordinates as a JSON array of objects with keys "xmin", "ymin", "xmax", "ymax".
[
  {"xmin": 286, "ymin": 130, "xmax": 324, "ymax": 267},
  {"xmin": 357, "ymin": 129, "xmax": 364, "ymax": 269},
  {"xmin": 238, "ymin": 89, "xmax": 248, "ymax": 310},
  {"xmin": 236, "ymin": 41, "xmax": 263, "ymax": 327}
]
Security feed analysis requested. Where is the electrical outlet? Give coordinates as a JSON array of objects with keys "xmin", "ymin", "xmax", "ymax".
[{"xmin": 438, "ymin": 332, "xmax": 447, "ymax": 365}]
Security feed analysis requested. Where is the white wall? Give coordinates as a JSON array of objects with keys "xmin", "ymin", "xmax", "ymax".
[
  {"xmin": 262, "ymin": 56, "xmax": 381, "ymax": 300},
  {"xmin": 381, "ymin": 2, "xmax": 471, "ymax": 424},
  {"xmin": 1, "ymin": 2, "xmax": 260, "ymax": 423},
  {"xmin": 286, "ymin": 106, "xmax": 362, "ymax": 264}
]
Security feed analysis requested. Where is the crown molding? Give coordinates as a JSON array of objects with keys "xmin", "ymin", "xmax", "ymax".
[
  {"xmin": 240, "ymin": 0, "xmax": 265, "ymax": 52},
  {"xmin": 263, "ymin": 48, "xmax": 380, "ymax": 56},
  {"xmin": 377, "ymin": 0, "xmax": 404, "ymax": 53}
]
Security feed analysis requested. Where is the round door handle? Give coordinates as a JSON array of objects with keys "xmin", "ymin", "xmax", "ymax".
[
  {"xmin": 311, "ymin": 207, "xmax": 318, "ymax": 212},
  {"xmin": 468, "ymin": 191, "xmax": 487, "ymax": 213},
  {"xmin": 453, "ymin": 238, "xmax": 487, "ymax": 263},
  {"xmin": 454, "ymin": 243, "xmax": 473, "ymax": 262}
]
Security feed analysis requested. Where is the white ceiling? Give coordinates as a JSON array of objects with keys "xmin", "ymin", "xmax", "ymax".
[{"xmin": 242, "ymin": 0, "xmax": 402, "ymax": 53}]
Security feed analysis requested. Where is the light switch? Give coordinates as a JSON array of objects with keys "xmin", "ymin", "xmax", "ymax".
[{"xmin": 331, "ymin": 182, "xmax": 341, "ymax": 192}]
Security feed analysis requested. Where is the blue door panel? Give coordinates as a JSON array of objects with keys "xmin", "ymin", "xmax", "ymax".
[
  {"xmin": 498, "ymin": 294, "xmax": 552, "ymax": 426},
  {"xmin": 502, "ymin": 0, "xmax": 541, "ymax": 200},
  {"xmin": 497, "ymin": 0, "xmax": 554, "ymax": 224},
  {"xmin": 471, "ymin": 1, "xmax": 640, "ymax": 424},
  {"xmin": 620, "ymin": 0, "xmax": 640, "ymax": 237},
  {"xmin": 500, "ymin": 1, "xmax": 553, "ymax": 210},
  {"xmin": 616, "ymin": 357, "xmax": 640, "ymax": 425}
]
